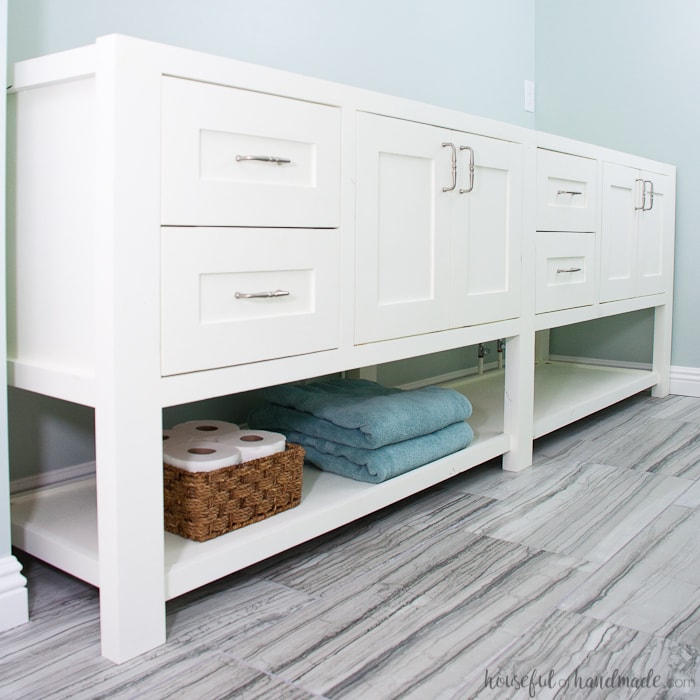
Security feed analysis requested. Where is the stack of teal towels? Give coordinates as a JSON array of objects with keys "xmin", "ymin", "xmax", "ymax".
[{"xmin": 247, "ymin": 378, "xmax": 474, "ymax": 483}]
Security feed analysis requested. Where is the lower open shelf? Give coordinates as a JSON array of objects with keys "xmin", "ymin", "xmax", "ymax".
[
  {"xmin": 10, "ymin": 383, "xmax": 507, "ymax": 599},
  {"xmin": 10, "ymin": 359, "xmax": 657, "ymax": 600},
  {"xmin": 443, "ymin": 360, "xmax": 657, "ymax": 438},
  {"xmin": 530, "ymin": 360, "xmax": 657, "ymax": 437}
]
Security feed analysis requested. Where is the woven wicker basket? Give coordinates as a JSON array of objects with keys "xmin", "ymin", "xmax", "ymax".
[{"xmin": 164, "ymin": 443, "xmax": 305, "ymax": 542}]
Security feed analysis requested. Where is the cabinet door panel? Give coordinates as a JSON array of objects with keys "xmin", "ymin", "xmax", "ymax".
[
  {"xmin": 600, "ymin": 163, "xmax": 638, "ymax": 302},
  {"xmin": 636, "ymin": 171, "xmax": 668, "ymax": 296},
  {"xmin": 601, "ymin": 164, "xmax": 670, "ymax": 302},
  {"xmin": 355, "ymin": 113, "xmax": 451, "ymax": 343},
  {"xmin": 450, "ymin": 134, "xmax": 522, "ymax": 326}
]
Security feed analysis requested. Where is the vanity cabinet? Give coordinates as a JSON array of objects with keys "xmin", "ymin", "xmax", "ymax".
[
  {"xmin": 355, "ymin": 112, "xmax": 522, "ymax": 344},
  {"xmin": 600, "ymin": 163, "xmax": 671, "ymax": 303},
  {"xmin": 5, "ymin": 35, "xmax": 675, "ymax": 664}
]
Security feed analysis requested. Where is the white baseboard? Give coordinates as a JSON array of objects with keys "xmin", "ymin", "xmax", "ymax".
[
  {"xmin": 669, "ymin": 365, "xmax": 700, "ymax": 397},
  {"xmin": 10, "ymin": 460, "xmax": 96, "ymax": 495},
  {"xmin": 0, "ymin": 555, "xmax": 28, "ymax": 631},
  {"xmin": 547, "ymin": 354, "xmax": 653, "ymax": 371}
]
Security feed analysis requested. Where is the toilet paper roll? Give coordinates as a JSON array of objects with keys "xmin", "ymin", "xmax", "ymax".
[
  {"xmin": 218, "ymin": 429, "xmax": 286, "ymax": 462},
  {"xmin": 171, "ymin": 420, "xmax": 240, "ymax": 440},
  {"xmin": 163, "ymin": 440, "xmax": 242, "ymax": 473}
]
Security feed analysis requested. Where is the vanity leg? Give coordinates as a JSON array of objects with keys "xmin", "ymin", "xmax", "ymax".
[
  {"xmin": 502, "ymin": 333, "xmax": 535, "ymax": 472},
  {"xmin": 651, "ymin": 304, "xmax": 672, "ymax": 398},
  {"xmin": 95, "ymin": 403, "xmax": 166, "ymax": 663}
]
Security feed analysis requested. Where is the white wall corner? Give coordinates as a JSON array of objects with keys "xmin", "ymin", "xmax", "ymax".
[
  {"xmin": 0, "ymin": 554, "xmax": 29, "ymax": 632},
  {"xmin": 669, "ymin": 365, "xmax": 700, "ymax": 398}
]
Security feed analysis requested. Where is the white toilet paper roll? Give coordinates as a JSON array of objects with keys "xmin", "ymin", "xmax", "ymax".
[
  {"xmin": 171, "ymin": 420, "xmax": 240, "ymax": 440},
  {"xmin": 164, "ymin": 440, "xmax": 242, "ymax": 473},
  {"xmin": 218, "ymin": 429, "xmax": 286, "ymax": 462},
  {"xmin": 162, "ymin": 429, "xmax": 177, "ymax": 442}
]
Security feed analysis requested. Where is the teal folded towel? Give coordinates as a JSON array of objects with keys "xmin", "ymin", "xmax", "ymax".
[
  {"xmin": 268, "ymin": 421, "xmax": 474, "ymax": 483},
  {"xmin": 253, "ymin": 378, "xmax": 472, "ymax": 449}
]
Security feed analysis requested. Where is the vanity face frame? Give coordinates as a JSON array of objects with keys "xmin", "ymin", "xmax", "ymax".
[{"xmin": 6, "ymin": 35, "xmax": 675, "ymax": 663}]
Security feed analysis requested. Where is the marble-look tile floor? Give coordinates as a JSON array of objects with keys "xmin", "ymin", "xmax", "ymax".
[{"xmin": 2, "ymin": 392, "xmax": 700, "ymax": 699}]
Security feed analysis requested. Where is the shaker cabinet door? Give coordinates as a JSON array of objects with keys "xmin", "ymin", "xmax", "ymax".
[
  {"xmin": 600, "ymin": 163, "xmax": 638, "ymax": 302},
  {"xmin": 600, "ymin": 163, "xmax": 670, "ymax": 302},
  {"xmin": 355, "ymin": 112, "xmax": 452, "ymax": 344},
  {"xmin": 636, "ymin": 170, "xmax": 669, "ymax": 297},
  {"xmin": 450, "ymin": 133, "xmax": 522, "ymax": 327}
]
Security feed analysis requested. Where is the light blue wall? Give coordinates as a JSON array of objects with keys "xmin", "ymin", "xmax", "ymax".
[
  {"xmin": 8, "ymin": 0, "xmax": 536, "ymax": 127},
  {"xmin": 536, "ymin": 0, "xmax": 699, "ymax": 367}
]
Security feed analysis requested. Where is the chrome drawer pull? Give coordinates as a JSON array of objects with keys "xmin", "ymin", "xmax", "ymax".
[
  {"xmin": 235, "ymin": 289, "xmax": 290, "ymax": 299},
  {"xmin": 556, "ymin": 267, "xmax": 582, "ymax": 274},
  {"xmin": 235, "ymin": 155, "xmax": 292, "ymax": 165},
  {"xmin": 557, "ymin": 189, "xmax": 583, "ymax": 196}
]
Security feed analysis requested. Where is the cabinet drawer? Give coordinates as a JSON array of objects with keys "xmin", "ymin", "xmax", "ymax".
[
  {"xmin": 537, "ymin": 149, "xmax": 597, "ymax": 232},
  {"xmin": 536, "ymin": 232, "xmax": 595, "ymax": 313},
  {"xmin": 161, "ymin": 77, "xmax": 341, "ymax": 228},
  {"xmin": 161, "ymin": 228, "xmax": 340, "ymax": 375}
]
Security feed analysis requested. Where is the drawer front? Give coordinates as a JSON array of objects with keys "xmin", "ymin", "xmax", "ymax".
[
  {"xmin": 536, "ymin": 232, "xmax": 595, "ymax": 313},
  {"xmin": 161, "ymin": 77, "xmax": 341, "ymax": 227},
  {"xmin": 537, "ymin": 149, "xmax": 597, "ymax": 232},
  {"xmin": 161, "ymin": 228, "xmax": 340, "ymax": 375}
]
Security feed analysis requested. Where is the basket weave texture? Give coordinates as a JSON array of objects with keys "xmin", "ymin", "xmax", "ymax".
[{"xmin": 164, "ymin": 443, "xmax": 304, "ymax": 542}]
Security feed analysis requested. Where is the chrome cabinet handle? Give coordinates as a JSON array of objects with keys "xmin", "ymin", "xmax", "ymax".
[
  {"xmin": 235, "ymin": 289, "xmax": 290, "ymax": 299},
  {"xmin": 459, "ymin": 145, "xmax": 475, "ymax": 194},
  {"xmin": 442, "ymin": 142, "xmax": 457, "ymax": 192},
  {"xmin": 557, "ymin": 189, "xmax": 583, "ymax": 196},
  {"xmin": 235, "ymin": 155, "xmax": 292, "ymax": 165},
  {"xmin": 635, "ymin": 178, "xmax": 655, "ymax": 211},
  {"xmin": 635, "ymin": 178, "xmax": 646, "ymax": 210},
  {"xmin": 556, "ymin": 267, "xmax": 582, "ymax": 274}
]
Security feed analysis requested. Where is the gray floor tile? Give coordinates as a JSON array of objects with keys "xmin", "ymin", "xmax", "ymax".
[{"xmin": 458, "ymin": 609, "xmax": 700, "ymax": 700}]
